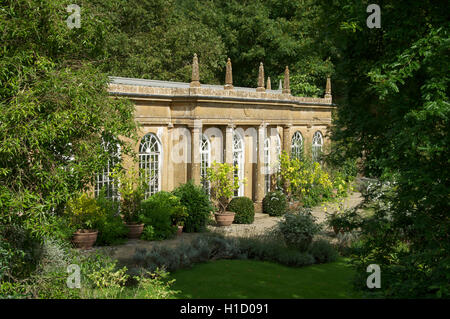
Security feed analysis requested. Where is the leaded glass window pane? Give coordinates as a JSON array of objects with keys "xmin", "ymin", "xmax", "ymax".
[
  {"xmin": 291, "ymin": 131, "xmax": 303, "ymax": 160},
  {"xmin": 139, "ymin": 133, "xmax": 161, "ymax": 199}
]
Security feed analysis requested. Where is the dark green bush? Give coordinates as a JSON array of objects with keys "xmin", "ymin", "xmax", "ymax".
[
  {"xmin": 262, "ymin": 190, "xmax": 287, "ymax": 216},
  {"xmin": 278, "ymin": 208, "xmax": 321, "ymax": 252},
  {"xmin": 139, "ymin": 191, "xmax": 181, "ymax": 240},
  {"xmin": 95, "ymin": 191, "xmax": 127, "ymax": 246},
  {"xmin": 172, "ymin": 180, "xmax": 214, "ymax": 232},
  {"xmin": 309, "ymin": 239, "xmax": 338, "ymax": 263},
  {"xmin": 325, "ymin": 208, "xmax": 363, "ymax": 234},
  {"xmin": 237, "ymin": 236, "xmax": 315, "ymax": 267},
  {"xmin": 0, "ymin": 225, "xmax": 42, "ymax": 281},
  {"xmin": 227, "ymin": 197, "xmax": 255, "ymax": 224}
]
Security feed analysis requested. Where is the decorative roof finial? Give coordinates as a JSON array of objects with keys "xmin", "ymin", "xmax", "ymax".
[
  {"xmin": 325, "ymin": 76, "xmax": 332, "ymax": 99},
  {"xmin": 224, "ymin": 58, "xmax": 233, "ymax": 90},
  {"xmin": 279, "ymin": 79, "xmax": 283, "ymax": 91},
  {"xmin": 266, "ymin": 77, "xmax": 271, "ymax": 90},
  {"xmin": 190, "ymin": 53, "xmax": 200, "ymax": 87},
  {"xmin": 256, "ymin": 62, "xmax": 265, "ymax": 92},
  {"xmin": 282, "ymin": 66, "xmax": 290, "ymax": 94}
]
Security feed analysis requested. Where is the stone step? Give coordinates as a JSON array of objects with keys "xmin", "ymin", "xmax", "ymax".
[{"xmin": 254, "ymin": 213, "xmax": 271, "ymax": 220}]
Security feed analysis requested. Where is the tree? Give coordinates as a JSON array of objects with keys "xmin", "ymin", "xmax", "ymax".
[
  {"xmin": 0, "ymin": 0, "xmax": 138, "ymax": 236},
  {"xmin": 318, "ymin": 0, "xmax": 450, "ymax": 297}
]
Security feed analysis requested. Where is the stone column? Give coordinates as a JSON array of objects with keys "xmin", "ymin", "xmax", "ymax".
[
  {"xmin": 282, "ymin": 124, "xmax": 292, "ymax": 156},
  {"xmin": 190, "ymin": 120, "xmax": 202, "ymax": 184},
  {"xmin": 255, "ymin": 124, "xmax": 266, "ymax": 205},
  {"xmin": 225, "ymin": 124, "xmax": 234, "ymax": 165}
]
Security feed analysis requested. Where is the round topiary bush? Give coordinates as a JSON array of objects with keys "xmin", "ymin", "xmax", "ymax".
[
  {"xmin": 262, "ymin": 190, "xmax": 287, "ymax": 216},
  {"xmin": 227, "ymin": 197, "xmax": 255, "ymax": 224}
]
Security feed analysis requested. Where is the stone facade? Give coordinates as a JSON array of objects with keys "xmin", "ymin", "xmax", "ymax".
[{"xmin": 106, "ymin": 56, "xmax": 334, "ymax": 208}]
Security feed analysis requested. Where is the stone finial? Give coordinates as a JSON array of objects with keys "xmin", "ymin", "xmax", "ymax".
[
  {"xmin": 256, "ymin": 62, "xmax": 265, "ymax": 92},
  {"xmin": 325, "ymin": 76, "xmax": 332, "ymax": 98},
  {"xmin": 266, "ymin": 77, "xmax": 271, "ymax": 90},
  {"xmin": 190, "ymin": 53, "xmax": 201, "ymax": 87},
  {"xmin": 282, "ymin": 66, "xmax": 290, "ymax": 94},
  {"xmin": 224, "ymin": 58, "xmax": 233, "ymax": 90},
  {"xmin": 279, "ymin": 79, "xmax": 283, "ymax": 91}
]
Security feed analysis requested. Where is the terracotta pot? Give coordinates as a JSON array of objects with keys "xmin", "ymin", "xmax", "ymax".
[
  {"xmin": 72, "ymin": 230, "xmax": 98, "ymax": 249},
  {"xmin": 177, "ymin": 225, "xmax": 183, "ymax": 235},
  {"xmin": 125, "ymin": 223, "xmax": 144, "ymax": 239},
  {"xmin": 214, "ymin": 212, "xmax": 235, "ymax": 226}
]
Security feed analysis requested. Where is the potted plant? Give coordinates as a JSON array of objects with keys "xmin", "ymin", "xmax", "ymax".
[
  {"xmin": 65, "ymin": 193, "xmax": 105, "ymax": 249},
  {"xmin": 112, "ymin": 166, "xmax": 146, "ymax": 239},
  {"xmin": 171, "ymin": 205, "xmax": 188, "ymax": 235},
  {"xmin": 206, "ymin": 161, "xmax": 243, "ymax": 226}
]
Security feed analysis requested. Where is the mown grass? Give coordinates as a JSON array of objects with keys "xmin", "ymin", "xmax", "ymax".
[{"xmin": 171, "ymin": 257, "xmax": 362, "ymax": 299}]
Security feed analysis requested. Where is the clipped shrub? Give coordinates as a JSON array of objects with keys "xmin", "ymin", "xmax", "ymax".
[
  {"xmin": 172, "ymin": 180, "xmax": 214, "ymax": 233},
  {"xmin": 262, "ymin": 190, "xmax": 287, "ymax": 216},
  {"xmin": 227, "ymin": 196, "xmax": 255, "ymax": 224},
  {"xmin": 309, "ymin": 239, "xmax": 338, "ymax": 263},
  {"xmin": 278, "ymin": 208, "xmax": 321, "ymax": 252},
  {"xmin": 139, "ymin": 191, "xmax": 183, "ymax": 240}
]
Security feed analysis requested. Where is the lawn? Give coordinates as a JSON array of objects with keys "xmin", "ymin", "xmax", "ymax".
[{"xmin": 171, "ymin": 258, "xmax": 362, "ymax": 299}]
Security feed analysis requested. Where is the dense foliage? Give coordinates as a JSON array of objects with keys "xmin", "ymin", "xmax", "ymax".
[
  {"xmin": 278, "ymin": 208, "xmax": 321, "ymax": 252},
  {"xmin": 139, "ymin": 192, "xmax": 184, "ymax": 241},
  {"xmin": 172, "ymin": 180, "xmax": 214, "ymax": 233},
  {"xmin": 317, "ymin": 0, "xmax": 449, "ymax": 298},
  {"xmin": 227, "ymin": 197, "xmax": 255, "ymax": 224}
]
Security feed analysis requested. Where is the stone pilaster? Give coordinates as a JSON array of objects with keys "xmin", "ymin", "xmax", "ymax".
[
  {"xmin": 282, "ymin": 124, "xmax": 292, "ymax": 156},
  {"xmin": 225, "ymin": 124, "xmax": 234, "ymax": 165},
  {"xmin": 166, "ymin": 123, "xmax": 174, "ymax": 191},
  {"xmin": 255, "ymin": 124, "xmax": 266, "ymax": 205},
  {"xmin": 190, "ymin": 120, "xmax": 202, "ymax": 184}
]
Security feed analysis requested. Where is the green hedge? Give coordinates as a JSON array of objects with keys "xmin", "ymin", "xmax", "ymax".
[
  {"xmin": 227, "ymin": 197, "xmax": 255, "ymax": 224},
  {"xmin": 262, "ymin": 190, "xmax": 287, "ymax": 216}
]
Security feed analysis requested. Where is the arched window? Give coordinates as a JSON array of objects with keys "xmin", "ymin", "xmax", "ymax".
[
  {"xmin": 200, "ymin": 134, "xmax": 211, "ymax": 193},
  {"xmin": 95, "ymin": 140, "xmax": 120, "ymax": 202},
  {"xmin": 312, "ymin": 131, "xmax": 323, "ymax": 162},
  {"xmin": 232, "ymin": 131, "xmax": 244, "ymax": 197},
  {"xmin": 291, "ymin": 131, "xmax": 303, "ymax": 160},
  {"xmin": 139, "ymin": 133, "xmax": 162, "ymax": 198},
  {"xmin": 264, "ymin": 137, "xmax": 271, "ymax": 194}
]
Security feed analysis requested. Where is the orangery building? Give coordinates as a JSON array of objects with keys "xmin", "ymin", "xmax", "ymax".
[{"xmin": 98, "ymin": 54, "xmax": 335, "ymax": 210}]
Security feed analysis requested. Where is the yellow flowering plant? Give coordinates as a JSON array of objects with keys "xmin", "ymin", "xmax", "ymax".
[{"xmin": 65, "ymin": 193, "xmax": 105, "ymax": 230}]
